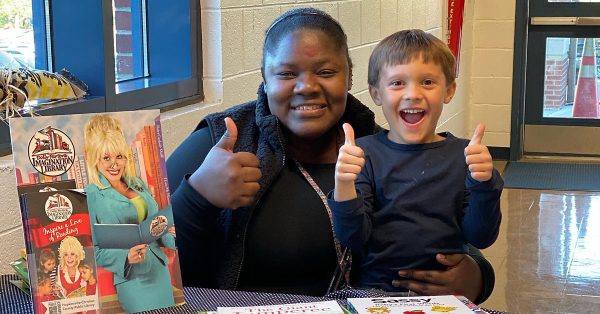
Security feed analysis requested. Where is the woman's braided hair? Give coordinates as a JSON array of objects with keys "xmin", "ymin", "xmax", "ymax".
[{"xmin": 261, "ymin": 7, "xmax": 353, "ymax": 76}]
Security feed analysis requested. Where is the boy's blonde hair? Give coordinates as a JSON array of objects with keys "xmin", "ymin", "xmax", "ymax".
[
  {"xmin": 84, "ymin": 114, "xmax": 138, "ymax": 189},
  {"xmin": 58, "ymin": 236, "xmax": 85, "ymax": 267},
  {"xmin": 368, "ymin": 29, "xmax": 456, "ymax": 87}
]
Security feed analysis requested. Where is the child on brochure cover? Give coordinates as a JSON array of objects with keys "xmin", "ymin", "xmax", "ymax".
[
  {"xmin": 84, "ymin": 114, "xmax": 177, "ymax": 313},
  {"xmin": 79, "ymin": 260, "xmax": 97, "ymax": 296},
  {"xmin": 34, "ymin": 272, "xmax": 56, "ymax": 314},
  {"xmin": 39, "ymin": 248, "xmax": 57, "ymax": 287},
  {"xmin": 328, "ymin": 29, "xmax": 503, "ymax": 293}
]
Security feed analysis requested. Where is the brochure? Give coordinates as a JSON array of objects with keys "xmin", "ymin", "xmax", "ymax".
[
  {"xmin": 217, "ymin": 300, "xmax": 346, "ymax": 314},
  {"xmin": 20, "ymin": 189, "xmax": 100, "ymax": 313},
  {"xmin": 347, "ymin": 295, "xmax": 476, "ymax": 314},
  {"xmin": 17, "ymin": 180, "xmax": 77, "ymax": 255},
  {"xmin": 10, "ymin": 110, "xmax": 184, "ymax": 313}
]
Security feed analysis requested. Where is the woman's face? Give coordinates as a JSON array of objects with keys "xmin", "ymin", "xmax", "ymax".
[
  {"xmin": 263, "ymin": 29, "xmax": 350, "ymax": 140},
  {"xmin": 62, "ymin": 250, "xmax": 79, "ymax": 269},
  {"xmin": 97, "ymin": 152, "xmax": 126, "ymax": 184}
]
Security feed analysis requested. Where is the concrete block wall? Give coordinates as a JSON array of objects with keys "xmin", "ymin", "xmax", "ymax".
[
  {"xmin": 465, "ymin": 0, "xmax": 515, "ymax": 148},
  {"xmin": 196, "ymin": 0, "xmax": 445, "ymax": 129},
  {"xmin": 0, "ymin": 0, "xmax": 523, "ymax": 275}
]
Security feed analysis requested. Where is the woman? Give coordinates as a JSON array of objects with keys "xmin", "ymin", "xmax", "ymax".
[
  {"xmin": 84, "ymin": 114, "xmax": 176, "ymax": 313},
  {"xmin": 167, "ymin": 8, "xmax": 494, "ymax": 303},
  {"xmin": 54, "ymin": 236, "xmax": 87, "ymax": 298}
]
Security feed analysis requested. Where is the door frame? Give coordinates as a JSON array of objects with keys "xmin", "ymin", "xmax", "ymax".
[
  {"xmin": 510, "ymin": 0, "xmax": 600, "ymax": 161},
  {"xmin": 510, "ymin": 0, "xmax": 528, "ymax": 161}
]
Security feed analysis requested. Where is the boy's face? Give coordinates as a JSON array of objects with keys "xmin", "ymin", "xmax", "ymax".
[{"xmin": 369, "ymin": 56, "xmax": 456, "ymax": 144}]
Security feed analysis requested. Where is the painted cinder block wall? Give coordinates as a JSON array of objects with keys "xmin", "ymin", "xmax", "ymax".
[{"xmin": 0, "ymin": 0, "xmax": 514, "ymax": 274}]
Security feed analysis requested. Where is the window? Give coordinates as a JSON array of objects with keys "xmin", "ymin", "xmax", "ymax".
[
  {"xmin": 0, "ymin": 0, "xmax": 34, "ymax": 68},
  {"xmin": 113, "ymin": 0, "xmax": 148, "ymax": 82},
  {"xmin": 0, "ymin": 0, "xmax": 202, "ymax": 155}
]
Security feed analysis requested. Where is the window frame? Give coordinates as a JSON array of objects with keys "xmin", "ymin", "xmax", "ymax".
[{"xmin": 0, "ymin": 0, "xmax": 202, "ymax": 156}]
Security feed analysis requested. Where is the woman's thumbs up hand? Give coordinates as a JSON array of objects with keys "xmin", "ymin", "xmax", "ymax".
[{"xmin": 189, "ymin": 117, "xmax": 262, "ymax": 209}]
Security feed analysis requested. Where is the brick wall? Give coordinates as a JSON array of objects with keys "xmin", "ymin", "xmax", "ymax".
[
  {"xmin": 544, "ymin": 56, "xmax": 569, "ymax": 109},
  {"xmin": 114, "ymin": 0, "xmax": 133, "ymax": 80}
]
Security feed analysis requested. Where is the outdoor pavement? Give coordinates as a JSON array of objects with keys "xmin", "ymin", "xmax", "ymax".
[
  {"xmin": 544, "ymin": 103, "xmax": 600, "ymax": 118},
  {"xmin": 544, "ymin": 104, "xmax": 576, "ymax": 118}
]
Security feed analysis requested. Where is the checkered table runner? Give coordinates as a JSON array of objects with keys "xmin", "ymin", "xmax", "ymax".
[{"xmin": 1, "ymin": 274, "xmax": 508, "ymax": 314}]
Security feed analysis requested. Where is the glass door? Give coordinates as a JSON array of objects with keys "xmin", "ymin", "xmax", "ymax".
[{"xmin": 521, "ymin": 0, "xmax": 600, "ymax": 157}]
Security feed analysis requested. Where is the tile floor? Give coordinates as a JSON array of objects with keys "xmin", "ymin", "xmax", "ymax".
[{"xmin": 479, "ymin": 164, "xmax": 600, "ymax": 313}]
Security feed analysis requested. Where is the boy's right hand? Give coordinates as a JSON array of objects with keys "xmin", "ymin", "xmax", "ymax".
[
  {"xmin": 188, "ymin": 117, "xmax": 262, "ymax": 209},
  {"xmin": 334, "ymin": 123, "xmax": 365, "ymax": 201}
]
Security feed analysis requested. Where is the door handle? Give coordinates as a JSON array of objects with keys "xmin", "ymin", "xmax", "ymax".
[
  {"xmin": 576, "ymin": 17, "xmax": 600, "ymax": 26},
  {"xmin": 531, "ymin": 17, "xmax": 600, "ymax": 26}
]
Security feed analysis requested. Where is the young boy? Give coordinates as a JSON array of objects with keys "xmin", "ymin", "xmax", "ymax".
[{"xmin": 328, "ymin": 29, "xmax": 503, "ymax": 293}]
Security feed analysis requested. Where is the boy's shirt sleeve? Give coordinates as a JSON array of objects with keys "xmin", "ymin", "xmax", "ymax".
[
  {"xmin": 327, "ymin": 154, "xmax": 376, "ymax": 254},
  {"xmin": 462, "ymin": 168, "xmax": 504, "ymax": 249}
]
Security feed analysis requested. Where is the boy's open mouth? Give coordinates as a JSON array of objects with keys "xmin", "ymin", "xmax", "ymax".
[{"xmin": 400, "ymin": 108, "xmax": 425, "ymax": 124}]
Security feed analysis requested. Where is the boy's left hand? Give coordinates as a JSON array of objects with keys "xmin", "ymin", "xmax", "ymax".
[{"xmin": 464, "ymin": 123, "xmax": 493, "ymax": 182}]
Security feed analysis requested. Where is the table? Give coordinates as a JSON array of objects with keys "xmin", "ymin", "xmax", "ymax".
[{"xmin": 0, "ymin": 274, "xmax": 509, "ymax": 314}]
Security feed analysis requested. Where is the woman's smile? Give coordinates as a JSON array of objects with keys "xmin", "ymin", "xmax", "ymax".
[
  {"xmin": 106, "ymin": 167, "xmax": 122, "ymax": 176},
  {"xmin": 291, "ymin": 103, "xmax": 328, "ymax": 117}
]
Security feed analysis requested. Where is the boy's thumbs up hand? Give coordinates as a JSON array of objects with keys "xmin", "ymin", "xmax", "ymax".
[
  {"xmin": 469, "ymin": 122, "xmax": 485, "ymax": 146},
  {"xmin": 334, "ymin": 123, "xmax": 365, "ymax": 201},
  {"xmin": 464, "ymin": 123, "xmax": 493, "ymax": 182},
  {"xmin": 189, "ymin": 117, "xmax": 262, "ymax": 209},
  {"xmin": 337, "ymin": 123, "xmax": 364, "ymax": 181},
  {"xmin": 344, "ymin": 122, "xmax": 356, "ymax": 146}
]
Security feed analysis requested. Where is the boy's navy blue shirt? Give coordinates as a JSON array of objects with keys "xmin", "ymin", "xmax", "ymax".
[{"xmin": 328, "ymin": 130, "xmax": 503, "ymax": 292}]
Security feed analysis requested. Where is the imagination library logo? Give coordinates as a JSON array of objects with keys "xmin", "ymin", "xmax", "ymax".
[
  {"xmin": 28, "ymin": 126, "xmax": 75, "ymax": 176},
  {"xmin": 45, "ymin": 193, "xmax": 73, "ymax": 223}
]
